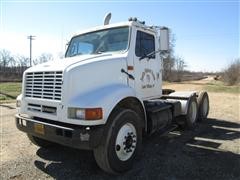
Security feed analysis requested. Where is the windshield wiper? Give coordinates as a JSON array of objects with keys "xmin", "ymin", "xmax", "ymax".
[
  {"xmin": 139, "ymin": 49, "xmax": 160, "ymax": 60},
  {"xmin": 94, "ymin": 50, "xmax": 106, "ymax": 54}
]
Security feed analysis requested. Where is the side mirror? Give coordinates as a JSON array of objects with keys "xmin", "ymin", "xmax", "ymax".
[{"xmin": 160, "ymin": 27, "xmax": 169, "ymax": 52}]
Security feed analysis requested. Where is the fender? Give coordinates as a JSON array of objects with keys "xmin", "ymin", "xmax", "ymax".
[
  {"xmin": 67, "ymin": 84, "xmax": 137, "ymax": 125},
  {"xmin": 169, "ymin": 91, "xmax": 197, "ymax": 115}
]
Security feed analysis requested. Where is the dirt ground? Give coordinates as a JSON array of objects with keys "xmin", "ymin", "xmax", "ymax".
[{"xmin": 1, "ymin": 78, "xmax": 239, "ymax": 180}]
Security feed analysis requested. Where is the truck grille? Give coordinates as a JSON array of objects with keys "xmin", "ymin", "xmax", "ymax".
[
  {"xmin": 25, "ymin": 71, "xmax": 63, "ymax": 100},
  {"xmin": 28, "ymin": 103, "xmax": 57, "ymax": 114}
]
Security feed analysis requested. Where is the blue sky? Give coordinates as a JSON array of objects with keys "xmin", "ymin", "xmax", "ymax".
[{"xmin": 0, "ymin": 0, "xmax": 239, "ymax": 72}]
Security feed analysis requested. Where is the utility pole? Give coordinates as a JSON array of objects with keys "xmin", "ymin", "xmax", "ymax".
[{"xmin": 27, "ymin": 35, "xmax": 36, "ymax": 67}]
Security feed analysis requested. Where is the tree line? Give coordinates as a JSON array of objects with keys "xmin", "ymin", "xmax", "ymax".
[
  {"xmin": 0, "ymin": 49, "xmax": 53, "ymax": 82},
  {"xmin": 162, "ymin": 32, "xmax": 188, "ymax": 82},
  {"xmin": 1, "ymin": 31, "xmax": 190, "ymax": 82},
  {"xmin": 221, "ymin": 58, "xmax": 240, "ymax": 85},
  {"xmin": 1, "ymin": 40, "xmax": 188, "ymax": 82}
]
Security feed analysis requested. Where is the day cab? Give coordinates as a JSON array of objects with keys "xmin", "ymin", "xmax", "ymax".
[{"xmin": 15, "ymin": 16, "xmax": 209, "ymax": 174}]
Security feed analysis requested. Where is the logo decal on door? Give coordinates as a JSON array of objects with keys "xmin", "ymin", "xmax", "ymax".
[{"xmin": 140, "ymin": 69, "xmax": 155, "ymax": 89}]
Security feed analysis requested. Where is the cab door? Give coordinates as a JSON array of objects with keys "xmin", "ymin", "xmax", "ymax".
[{"xmin": 131, "ymin": 29, "xmax": 161, "ymax": 100}]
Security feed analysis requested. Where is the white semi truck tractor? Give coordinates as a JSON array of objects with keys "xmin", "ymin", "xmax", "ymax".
[{"xmin": 15, "ymin": 15, "xmax": 209, "ymax": 174}]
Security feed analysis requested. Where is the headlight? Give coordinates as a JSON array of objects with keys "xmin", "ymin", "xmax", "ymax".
[
  {"xmin": 76, "ymin": 109, "xmax": 85, "ymax": 119},
  {"xmin": 68, "ymin": 107, "xmax": 103, "ymax": 120}
]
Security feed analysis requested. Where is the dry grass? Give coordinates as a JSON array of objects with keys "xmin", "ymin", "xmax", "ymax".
[{"xmin": 0, "ymin": 82, "xmax": 21, "ymax": 102}]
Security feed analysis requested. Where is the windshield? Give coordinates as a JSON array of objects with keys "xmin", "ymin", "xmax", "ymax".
[{"xmin": 65, "ymin": 26, "xmax": 129, "ymax": 57}]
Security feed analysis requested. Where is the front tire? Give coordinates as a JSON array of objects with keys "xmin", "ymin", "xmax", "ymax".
[{"xmin": 93, "ymin": 109, "xmax": 142, "ymax": 174}]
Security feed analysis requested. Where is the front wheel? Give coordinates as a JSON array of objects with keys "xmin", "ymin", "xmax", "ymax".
[{"xmin": 94, "ymin": 109, "xmax": 142, "ymax": 174}]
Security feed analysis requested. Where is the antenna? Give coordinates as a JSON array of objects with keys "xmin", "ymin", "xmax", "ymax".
[{"xmin": 103, "ymin": 13, "xmax": 111, "ymax": 25}]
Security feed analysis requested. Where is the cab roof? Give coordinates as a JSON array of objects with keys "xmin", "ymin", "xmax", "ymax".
[{"xmin": 71, "ymin": 20, "xmax": 157, "ymax": 38}]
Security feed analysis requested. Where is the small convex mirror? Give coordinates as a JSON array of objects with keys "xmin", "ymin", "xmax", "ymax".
[{"xmin": 160, "ymin": 27, "xmax": 169, "ymax": 52}]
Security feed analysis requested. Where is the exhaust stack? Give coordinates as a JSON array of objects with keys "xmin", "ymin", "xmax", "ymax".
[{"xmin": 104, "ymin": 13, "xmax": 111, "ymax": 25}]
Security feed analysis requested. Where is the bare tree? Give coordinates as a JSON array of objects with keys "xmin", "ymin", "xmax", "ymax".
[
  {"xmin": 222, "ymin": 58, "xmax": 240, "ymax": 85},
  {"xmin": 17, "ymin": 55, "xmax": 29, "ymax": 67},
  {"xmin": 0, "ymin": 49, "xmax": 14, "ymax": 68},
  {"xmin": 0, "ymin": 49, "xmax": 27, "ymax": 81},
  {"xmin": 16, "ymin": 55, "xmax": 29, "ymax": 75},
  {"xmin": 163, "ymin": 56, "xmax": 175, "ymax": 81},
  {"xmin": 175, "ymin": 56, "xmax": 187, "ymax": 81},
  {"xmin": 34, "ymin": 53, "xmax": 53, "ymax": 65},
  {"xmin": 162, "ymin": 31, "xmax": 187, "ymax": 82},
  {"xmin": 162, "ymin": 32, "xmax": 175, "ymax": 81}
]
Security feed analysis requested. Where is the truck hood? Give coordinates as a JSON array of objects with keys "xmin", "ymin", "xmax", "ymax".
[{"xmin": 25, "ymin": 53, "xmax": 114, "ymax": 72}]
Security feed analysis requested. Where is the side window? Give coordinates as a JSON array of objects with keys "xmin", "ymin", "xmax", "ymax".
[{"xmin": 135, "ymin": 31, "xmax": 155, "ymax": 58}]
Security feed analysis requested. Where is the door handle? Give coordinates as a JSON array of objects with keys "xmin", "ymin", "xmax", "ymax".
[{"xmin": 121, "ymin": 69, "xmax": 135, "ymax": 80}]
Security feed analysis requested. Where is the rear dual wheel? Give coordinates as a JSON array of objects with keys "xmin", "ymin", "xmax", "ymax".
[
  {"xmin": 184, "ymin": 92, "xmax": 209, "ymax": 129},
  {"xmin": 94, "ymin": 109, "xmax": 142, "ymax": 174},
  {"xmin": 184, "ymin": 95, "xmax": 198, "ymax": 129},
  {"xmin": 197, "ymin": 91, "xmax": 209, "ymax": 121}
]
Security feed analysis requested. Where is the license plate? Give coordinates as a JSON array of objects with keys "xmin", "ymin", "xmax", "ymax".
[{"xmin": 34, "ymin": 123, "xmax": 45, "ymax": 135}]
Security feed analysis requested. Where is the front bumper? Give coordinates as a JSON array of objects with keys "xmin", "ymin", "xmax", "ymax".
[{"xmin": 15, "ymin": 114, "xmax": 104, "ymax": 150}]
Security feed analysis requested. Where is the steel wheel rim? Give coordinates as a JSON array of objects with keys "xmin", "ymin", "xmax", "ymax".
[
  {"xmin": 115, "ymin": 123, "xmax": 137, "ymax": 161},
  {"xmin": 189, "ymin": 101, "xmax": 197, "ymax": 123},
  {"xmin": 202, "ymin": 97, "xmax": 209, "ymax": 117}
]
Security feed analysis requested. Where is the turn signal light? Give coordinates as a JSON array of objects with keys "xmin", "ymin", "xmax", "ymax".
[{"xmin": 85, "ymin": 108, "xmax": 103, "ymax": 120}]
